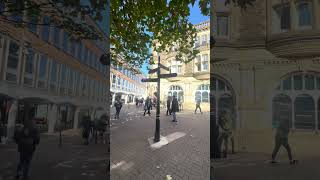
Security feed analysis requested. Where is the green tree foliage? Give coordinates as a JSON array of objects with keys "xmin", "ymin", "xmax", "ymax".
[{"xmin": 111, "ymin": 0, "xmax": 210, "ymax": 67}]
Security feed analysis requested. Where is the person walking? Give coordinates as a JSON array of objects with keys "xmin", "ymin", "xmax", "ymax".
[
  {"xmin": 14, "ymin": 118, "xmax": 40, "ymax": 180},
  {"xmin": 81, "ymin": 116, "xmax": 91, "ymax": 145},
  {"xmin": 166, "ymin": 96, "xmax": 172, "ymax": 116},
  {"xmin": 217, "ymin": 110, "xmax": 234, "ymax": 158},
  {"xmin": 194, "ymin": 98, "xmax": 202, "ymax": 114},
  {"xmin": 270, "ymin": 119, "xmax": 298, "ymax": 164},
  {"xmin": 114, "ymin": 98, "xmax": 123, "ymax": 119},
  {"xmin": 171, "ymin": 95, "xmax": 179, "ymax": 122},
  {"xmin": 143, "ymin": 97, "xmax": 152, "ymax": 116}
]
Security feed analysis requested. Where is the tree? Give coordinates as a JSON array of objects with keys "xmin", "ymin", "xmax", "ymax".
[
  {"xmin": 110, "ymin": 0, "xmax": 209, "ymax": 68},
  {"xmin": 110, "ymin": 0, "xmax": 256, "ymax": 68},
  {"xmin": 0, "ymin": 0, "xmax": 108, "ymax": 40}
]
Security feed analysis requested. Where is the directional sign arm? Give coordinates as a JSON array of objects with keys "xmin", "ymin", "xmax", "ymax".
[
  {"xmin": 159, "ymin": 63, "xmax": 170, "ymax": 71},
  {"xmin": 141, "ymin": 78, "xmax": 158, "ymax": 82},
  {"xmin": 148, "ymin": 68, "xmax": 159, "ymax": 74},
  {"xmin": 159, "ymin": 73, "xmax": 177, "ymax": 78}
]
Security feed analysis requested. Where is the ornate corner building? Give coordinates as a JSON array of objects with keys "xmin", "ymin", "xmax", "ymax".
[
  {"xmin": 212, "ymin": 0, "xmax": 320, "ymax": 152},
  {"xmin": 0, "ymin": 2, "xmax": 109, "ymax": 139},
  {"xmin": 150, "ymin": 21, "xmax": 210, "ymax": 110}
]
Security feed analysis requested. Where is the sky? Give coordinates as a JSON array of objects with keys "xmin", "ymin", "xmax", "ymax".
[{"xmin": 140, "ymin": 1, "xmax": 209, "ymax": 75}]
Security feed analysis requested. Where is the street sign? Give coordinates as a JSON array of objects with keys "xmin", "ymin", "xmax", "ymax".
[
  {"xmin": 141, "ymin": 78, "xmax": 158, "ymax": 82},
  {"xmin": 159, "ymin": 73, "xmax": 177, "ymax": 78},
  {"xmin": 159, "ymin": 63, "xmax": 170, "ymax": 71},
  {"xmin": 148, "ymin": 68, "xmax": 158, "ymax": 74}
]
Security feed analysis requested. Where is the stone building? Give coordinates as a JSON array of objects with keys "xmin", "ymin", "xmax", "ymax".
[
  {"xmin": 110, "ymin": 63, "xmax": 147, "ymax": 105},
  {"xmin": 0, "ymin": 4, "xmax": 109, "ymax": 140},
  {"xmin": 212, "ymin": 0, "xmax": 320, "ymax": 154},
  {"xmin": 151, "ymin": 20, "xmax": 210, "ymax": 110}
]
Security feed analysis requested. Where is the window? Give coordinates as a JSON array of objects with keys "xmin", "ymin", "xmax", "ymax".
[
  {"xmin": 70, "ymin": 39, "xmax": 76, "ymax": 56},
  {"xmin": 283, "ymin": 76, "xmax": 292, "ymax": 90},
  {"xmin": 24, "ymin": 49, "xmax": 35, "ymax": 86},
  {"xmin": 63, "ymin": 31, "xmax": 69, "ymax": 52},
  {"xmin": 201, "ymin": 34, "xmax": 207, "ymax": 45},
  {"xmin": 59, "ymin": 64, "xmax": 66, "ymax": 95},
  {"xmin": 6, "ymin": 41, "xmax": 20, "ymax": 82},
  {"xmin": 297, "ymin": 1, "xmax": 312, "ymax": 27},
  {"xmin": 195, "ymin": 55, "xmax": 201, "ymax": 72},
  {"xmin": 195, "ymin": 36, "xmax": 200, "ymax": 47},
  {"xmin": 77, "ymin": 42, "xmax": 83, "ymax": 60},
  {"xmin": 274, "ymin": 4, "xmax": 291, "ymax": 31},
  {"xmin": 41, "ymin": 16, "xmax": 50, "ymax": 41},
  {"xmin": 53, "ymin": 26, "xmax": 61, "ymax": 48},
  {"xmin": 68, "ymin": 69, "xmax": 74, "ymax": 95},
  {"xmin": 28, "ymin": 16, "xmax": 38, "ymax": 33},
  {"xmin": 168, "ymin": 85, "xmax": 184, "ymax": 102},
  {"xmin": 217, "ymin": 15, "xmax": 229, "ymax": 37},
  {"xmin": 294, "ymin": 75, "xmax": 303, "ymax": 90},
  {"xmin": 195, "ymin": 84, "xmax": 210, "ymax": 102},
  {"xmin": 0, "ymin": 2, "xmax": 4, "ymax": 13},
  {"xmin": 304, "ymin": 74, "xmax": 314, "ymax": 90},
  {"xmin": 202, "ymin": 54, "xmax": 209, "ymax": 71},
  {"xmin": 50, "ymin": 60, "xmax": 58, "ymax": 85},
  {"xmin": 38, "ymin": 54, "xmax": 48, "ymax": 88}
]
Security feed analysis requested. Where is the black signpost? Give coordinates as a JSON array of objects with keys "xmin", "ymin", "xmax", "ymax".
[{"xmin": 141, "ymin": 55, "xmax": 177, "ymax": 142}]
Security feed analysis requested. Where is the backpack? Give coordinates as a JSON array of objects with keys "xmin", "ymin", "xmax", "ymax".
[{"xmin": 19, "ymin": 128, "xmax": 36, "ymax": 152}]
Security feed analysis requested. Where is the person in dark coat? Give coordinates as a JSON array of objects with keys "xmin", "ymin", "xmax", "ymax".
[
  {"xmin": 166, "ymin": 96, "xmax": 172, "ymax": 116},
  {"xmin": 194, "ymin": 98, "xmax": 202, "ymax": 114},
  {"xmin": 82, "ymin": 116, "xmax": 91, "ymax": 145},
  {"xmin": 114, "ymin": 99, "xmax": 123, "ymax": 119},
  {"xmin": 14, "ymin": 119, "xmax": 40, "ymax": 180},
  {"xmin": 171, "ymin": 95, "xmax": 179, "ymax": 122},
  {"xmin": 271, "ymin": 119, "xmax": 298, "ymax": 164},
  {"xmin": 143, "ymin": 97, "xmax": 152, "ymax": 116}
]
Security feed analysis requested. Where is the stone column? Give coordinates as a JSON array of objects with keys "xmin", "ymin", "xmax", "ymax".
[
  {"xmin": 7, "ymin": 100, "xmax": 18, "ymax": 139},
  {"xmin": 48, "ymin": 104, "xmax": 58, "ymax": 134},
  {"xmin": 73, "ymin": 107, "xmax": 81, "ymax": 129}
]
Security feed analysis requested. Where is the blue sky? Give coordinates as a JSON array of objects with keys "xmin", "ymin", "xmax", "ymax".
[{"xmin": 140, "ymin": 1, "xmax": 209, "ymax": 75}]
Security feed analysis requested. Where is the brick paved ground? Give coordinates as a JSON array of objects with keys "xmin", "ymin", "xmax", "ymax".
[
  {"xmin": 110, "ymin": 105, "xmax": 210, "ymax": 180},
  {"xmin": 212, "ymin": 146, "xmax": 320, "ymax": 180},
  {"xmin": 0, "ymin": 131, "xmax": 108, "ymax": 180}
]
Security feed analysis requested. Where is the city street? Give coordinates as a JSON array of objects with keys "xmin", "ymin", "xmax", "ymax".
[
  {"xmin": 110, "ymin": 105, "xmax": 210, "ymax": 180},
  {"xmin": 0, "ymin": 131, "xmax": 108, "ymax": 180},
  {"xmin": 212, "ymin": 148, "xmax": 320, "ymax": 180}
]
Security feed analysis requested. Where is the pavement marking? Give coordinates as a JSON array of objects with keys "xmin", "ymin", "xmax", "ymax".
[
  {"xmin": 111, "ymin": 160, "xmax": 135, "ymax": 172},
  {"xmin": 111, "ymin": 161, "xmax": 126, "ymax": 170},
  {"xmin": 54, "ymin": 161, "xmax": 74, "ymax": 168},
  {"xmin": 148, "ymin": 132, "xmax": 187, "ymax": 150}
]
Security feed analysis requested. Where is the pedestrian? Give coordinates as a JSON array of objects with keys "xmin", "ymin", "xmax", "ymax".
[
  {"xmin": 14, "ymin": 118, "xmax": 40, "ymax": 180},
  {"xmin": 81, "ymin": 116, "xmax": 91, "ymax": 145},
  {"xmin": 114, "ymin": 98, "xmax": 122, "ymax": 119},
  {"xmin": 178, "ymin": 99, "xmax": 183, "ymax": 111},
  {"xmin": 166, "ymin": 96, "xmax": 172, "ymax": 116},
  {"xmin": 171, "ymin": 95, "xmax": 179, "ymax": 122},
  {"xmin": 143, "ymin": 97, "xmax": 152, "ymax": 116},
  {"xmin": 194, "ymin": 98, "xmax": 202, "ymax": 114},
  {"xmin": 217, "ymin": 110, "xmax": 234, "ymax": 158},
  {"xmin": 270, "ymin": 119, "xmax": 298, "ymax": 164}
]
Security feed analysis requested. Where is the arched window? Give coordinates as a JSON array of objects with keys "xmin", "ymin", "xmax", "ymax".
[
  {"xmin": 211, "ymin": 76, "xmax": 236, "ymax": 128},
  {"xmin": 294, "ymin": 94, "xmax": 315, "ymax": 130},
  {"xmin": 195, "ymin": 84, "xmax": 210, "ymax": 102},
  {"xmin": 272, "ymin": 94, "xmax": 292, "ymax": 128},
  {"xmin": 273, "ymin": 72, "xmax": 320, "ymax": 130},
  {"xmin": 168, "ymin": 85, "xmax": 183, "ymax": 102}
]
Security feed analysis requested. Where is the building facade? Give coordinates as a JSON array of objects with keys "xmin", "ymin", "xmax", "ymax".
[
  {"xmin": 151, "ymin": 20, "xmax": 210, "ymax": 110},
  {"xmin": 110, "ymin": 64, "xmax": 147, "ymax": 105},
  {"xmin": 0, "ymin": 7, "xmax": 108, "ymax": 139},
  {"xmin": 212, "ymin": 0, "xmax": 320, "ymax": 153}
]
